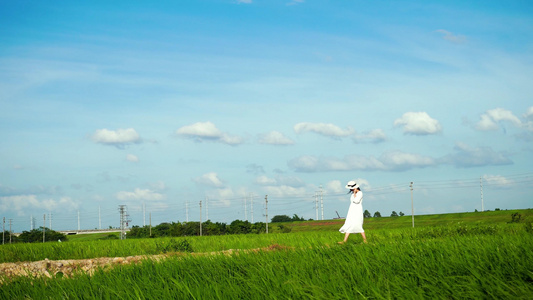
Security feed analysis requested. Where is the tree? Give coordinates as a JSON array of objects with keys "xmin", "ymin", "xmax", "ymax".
[
  {"xmin": 373, "ymin": 211, "xmax": 382, "ymax": 218},
  {"xmin": 271, "ymin": 215, "xmax": 292, "ymax": 223},
  {"xmin": 291, "ymin": 214, "xmax": 305, "ymax": 222},
  {"xmin": 391, "ymin": 211, "xmax": 398, "ymax": 217},
  {"xmin": 18, "ymin": 227, "xmax": 67, "ymax": 243},
  {"xmin": 399, "ymin": 212, "xmax": 405, "ymax": 216},
  {"xmin": 363, "ymin": 210, "xmax": 372, "ymax": 218}
]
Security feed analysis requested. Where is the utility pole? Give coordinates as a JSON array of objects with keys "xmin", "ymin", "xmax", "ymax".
[
  {"xmin": 2, "ymin": 217, "xmax": 5, "ymax": 245},
  {"xmin": 250, "ymin": 193, "xmax": 254, "ymax": 223},
  {"xmin": 43, "ymin": 214, "xmax": 46, "ymax": 243},
  {"xmin": 199, "ymin": 200, "xmax": 203, "ymax": 236},
  {"xmin": 149, "ymin": 212, "xmax": 152, "ymax": 237},
  {"xmin": 320, "ymin": 185, "xmax": 324, "ymax": 220},
  {"xmin": 480, "ymin": 177, "xmax": 484, "ymax": 212},
  {"xmin": 315, "ymin": 192, "xmax": 319, "ymax": 220},
  {"xmin": 99, "ymin": 206, "xmax": 101, "ymax": 230},
  {"xmin": 410, "ymin": 182, "xmax": 414, "ymax": 228},
  {"xmin": 265, "ymin": 195, "xmax": 268, "ymax": 234},
  {"xmin": 9, "ymin": 219, "xmax": 12, "ymax": 243}
]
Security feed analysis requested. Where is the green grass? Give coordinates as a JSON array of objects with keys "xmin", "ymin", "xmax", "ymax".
[
  {"xmin": 2, "ymin": 228, "xmax": 532, "ymax": 299},
  {"xmin": 1, "ymin": 209, "xmax": 532, "ymax": 299}
]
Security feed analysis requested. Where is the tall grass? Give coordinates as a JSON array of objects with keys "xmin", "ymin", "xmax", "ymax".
[
  {"xmin": 2, "ymin": 229, "xmax": 532, "ymax": 299},
  {"xmin": 0, "ymin": 222, "xmax": 529, "ymax": 263}
]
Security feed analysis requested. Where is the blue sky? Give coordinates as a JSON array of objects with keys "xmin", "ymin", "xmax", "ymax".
[{"xmin": 1, "ymin": 0, "xmax": 532, "ymax": 232}]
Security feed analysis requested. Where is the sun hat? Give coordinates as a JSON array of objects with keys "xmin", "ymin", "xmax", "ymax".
[{"xmin": 345, "ymin": 180, "xmax": 359, "ymax": 190}]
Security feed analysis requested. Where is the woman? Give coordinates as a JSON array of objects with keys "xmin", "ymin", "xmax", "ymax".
[{"xmin": 339, "ymin": 180, "xmax": 367, "ymax": 244}]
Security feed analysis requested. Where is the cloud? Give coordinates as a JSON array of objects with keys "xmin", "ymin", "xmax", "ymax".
[
  {"xmin": 246, "ymin": 164, "xmax": 265, "ymax": 175},
  {"xmin": 475, "ymin": 108, "xmax": 522, "ymax": 131},
  {"xmin": 394, "ymin": 112, "xmax": 442, "ymax": 135},
  {"xmin": 482, "ymin": 174, "xmax": 514, "ymax": 188},
  {"xmin": 126, "ymin": 154, "xmax": 139, "ymax": 163},
  {"xmin": 294, "ymin": 122, "xmax": 355, "ymax": 138},
  {"xmin": 440, "ymin": 142, "xmax": 512, "ymax": 168},
  {"xmin": 255, "ymin": 175, "xmax": 305, "ymax": 187},
  {"xmin": 193, "ymin": 172, "xmax": 225, "ymax": 188},
  {"xmin": 176, "ymin": 121, "xmax": 244, "ymax": 145},
  {"xmin": 288, "ymin": 150, "xmax": 435, "ymax": 172},
  {"xmin": 236, "ymin": 0, "xmax": 252, "ymax": 3},
  {"xmin": 435, "ymin": 29, "xmax": 466, "ymax": 44},
  {"xmin": 353, "ymin": 129, "xmax": 387, "ymax": 143},
  {"xmin": 258, "ymin": 131, "xmax": 294, "ymax": 145},
  {"xmin": 0, "ymin": 195, "xmax": 79, "ymax": 215},
  {"xmin": 116, "ymin": 188, "xmax": 165, "ymax": 201},
  {"xmin": 92, "ymin": 128, "xmax": 141, "ymax": 148}
]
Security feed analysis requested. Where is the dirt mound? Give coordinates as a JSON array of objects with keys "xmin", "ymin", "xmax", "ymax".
[{"xmin": 0, "ymin": 244, "xmax": 291, "ymax": 282}]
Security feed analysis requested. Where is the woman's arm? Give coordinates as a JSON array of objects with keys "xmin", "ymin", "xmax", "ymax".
[{"xmin": 352, "ymin": 191, "xmax": 363, "ymax": 204}]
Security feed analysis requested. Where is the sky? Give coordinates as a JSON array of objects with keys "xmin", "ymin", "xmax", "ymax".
[{"xmin": 1, "ymin": 0, "xmax": 532, "ymax": 233}]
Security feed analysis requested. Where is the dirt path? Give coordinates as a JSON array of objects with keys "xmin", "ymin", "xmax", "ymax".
[{"xmin": 0, "ymin": 244, "xmax": 288, "ymax": 282}]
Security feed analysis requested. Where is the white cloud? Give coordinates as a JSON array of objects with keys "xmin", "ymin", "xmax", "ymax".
[
  {"xmin": 194, "ymin": 172, "xmax": 225, "ymax": 188},
  {"xmin": 435, "ymin": 29, "xmax": 466, "ymax": 44},
  {"xmin": 288, "ymin": 150, "xmax": 435, "ymax": 172},
  {"xmin": 258, "ymin": 131, "xmax": 294, "ymax": 145},
  {"xmin": 176, "ymin": 121, "xmax": 244, "ymax": 145},
  {"xmin": 353, "ymin": 129, "xmax": 387, "ymax": 143},
  {"xmin": 482, "ymin": 174, "xmax": 513, "ymax": 188},
  {"xmin": 92, "ymin": 128, "xmax": 141, "ymax": 148},
  {"xmin": 475, "ymin": 108, "xmax": 522, "ymax": 131},
  {"xmin": 440, "ymin": 142, "xmax": 512, "ymax": 168},
  {"xmin": 126, "ymin": 154, "xmax": 139, "ymax": 163},
  {"xmin": 0, "ymin": 195, "xmax": 79, "ymax": 215},
  {"xmin": 255, "ymin": 175, "xmax": 277, "ymax": 186},
  {"xmin": 116, "ymin": 188, "xmax": 165, "ymax": 201},
  {"xmin": 522, "ymin": 106, "xmax": 533, "ymax": 132},
  {"xmin": 394, "ymin": 112, "xmax": 442, "ymax": 135},
  {"xmin": 255, "ymin": 175, "xmax": 305, "ymax": 187},
  {"xmin": 294, "ymin": 122, "xmax": 355, "ymax": 138}
]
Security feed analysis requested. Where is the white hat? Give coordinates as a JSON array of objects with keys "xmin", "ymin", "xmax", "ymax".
[{"xmin": 345, "ymin": 180, "xmax": 359, "ymax": 190}]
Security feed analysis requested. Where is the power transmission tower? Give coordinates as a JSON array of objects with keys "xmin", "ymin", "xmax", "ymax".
[
  {"xmin": 77, "ymin": 210, "xmax": 80, "ymax": 233},
  {"xmin": 2, "ymin": 217, "xmax": 5, "ymax": 245},
  {"xmin": 265, "ymin": 195, "xmax": 268, "ymax": 234},
  {"xmin": 119, "ymin": 205, "xmax": 131, "ymax": 240},
  {"xmin": 49, "ymin": 212, "xmax": 52, "ymax": 230}
]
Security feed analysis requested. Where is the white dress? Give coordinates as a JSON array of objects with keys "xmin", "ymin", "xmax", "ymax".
[{"xmin": 339, "ymin": 191, "xmax": 364, "ymax": 233}]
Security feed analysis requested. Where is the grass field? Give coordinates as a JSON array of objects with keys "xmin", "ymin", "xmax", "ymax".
[{"xmin": 1, "ymin": 209, "xmax": 532, "ymax": 299}]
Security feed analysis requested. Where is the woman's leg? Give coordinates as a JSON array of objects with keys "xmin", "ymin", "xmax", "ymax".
[{"xmin": 361, "ymin": 232, "xmax": 367, "ymax": 243}]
